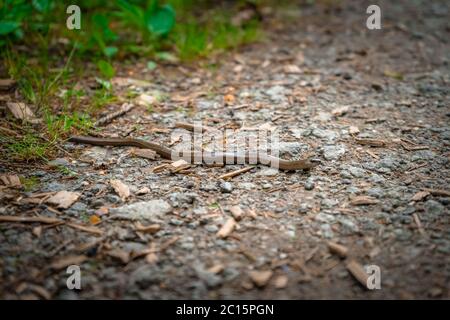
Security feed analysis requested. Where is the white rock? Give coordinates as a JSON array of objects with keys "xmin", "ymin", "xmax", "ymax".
[{"xmin": 111, "ymin": 200, "xmax": 171, "ymax": 222}]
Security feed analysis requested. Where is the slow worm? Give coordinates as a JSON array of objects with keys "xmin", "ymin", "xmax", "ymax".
[{"xmin": 68, "ymin": 136, "xmax": 317, "ymax": 170}]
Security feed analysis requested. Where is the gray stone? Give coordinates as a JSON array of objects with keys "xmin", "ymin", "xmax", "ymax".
[
  {"xmin": 48, "ymin": 158, "xmax": 70, "ymax": 167},
  {"xmin": 205, "ymin": 225, "xmax": 219, "ymax": 233},
  {"xmin": 424, "ymin": 200, "xmax": 445, "ymax": 217},
  {"xmin": 323, "ymin": 145, "xmax": 346, "ymax": 160},
  {"xmin": 304, "ymin": 179, "xmax": 315, "ymax": 190},
  {"xmin": 367, "ymin": 187, "xmax": 384, "ymax": 198},
  {"xmin": 312, "ymin": 128, "xmax": 338, "ymax": 141},
  {"xmin": 321, "ymin": 198, "xmax": 338, "ymax": 208},
  {"xmin": 169, "ymin": 192, "xmax": 197, "ymax": 207},
  {"xmin": 348, "ymin": 166, "xmax": 366, "ymax": 178},
  {"xmin": 111, "ymin": 200, "xmax": 172, "ymax": 222},
  {"xmin": 257, "ymin": 168, "xmax": 279, "ymax": 176}
]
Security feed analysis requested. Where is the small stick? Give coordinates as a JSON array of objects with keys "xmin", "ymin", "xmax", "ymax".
[
  {"xmin": 95, "ymin": 103, "xmax": 135, "ymax": 127},
  {"xmin": 218, "ymin": 166, "xmax": 254, "ymax": 180},
  {"xmin": 175, "ymin": 122, "xmax": 211, "ymax": 132},
  {"xmin": 0, "ymin": 216, "xmax": 61, "ymax": 224}
]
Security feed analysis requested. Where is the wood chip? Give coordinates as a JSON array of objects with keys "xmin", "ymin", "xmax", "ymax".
[
  {"xmin": 411, "ymin": 191, "xmax": 430, "ymax": 202},
  {"xmin": 207, "ymin": 264, "xmax": 225, "ymax": 274},
  {"xmin": 0, "ymin": 174, "xmax": 21, "ymax": 187},
  {"xmin": 51, "ymin": 255, "xmax": 87, "ymax": 270},
  {"xmin": 6, "ymin": 102, "xmax": 36, "ymax": 122},
  {"xmin": 350, "ymin": 196, "xmax": 379, "ymax": 206},
  {"xmin": 224, "ymin": 94, "xmax": 235, "ymax": 105},
  {"xmin": 135, "ymin": 222, "xmax": 161, "ymax": 234},
  {"xmin": 218, "ymin": 167, "xmax": 253, "ymax": 180},
  {"xmin": 248, "ymin": 270, "xmax": 273, "ymax": 287},
  {"xmin": 136, "ymin": 187, "xmax": 150, "ymax": 195},
  {"xmin": 229, "ymin": 206, "xmax": 244, "ymax": 221},
  {"xmin": 355, "ymin": 138, "xmax": 385, "ymax": 147},
  {"xmin": 107, "ymin": 249, "xmax": 130, "ymax": 264},
  {"xmin": 110, "ymin": 179, "xmax": 130, "ymax": 200},
  {"xmin": 28, "ymin": 284, "xmax": 52, "ymax": 300},
  {"xmin": 217, "ymin": 217, "xmax": 237, "ymax": 238},
  {"xmin": 145, "ymin": 252, "xmax": 158, "ymax": 264},
  {"xmin": 349, "ymin": 126, "xmax": 360, "ymax": 134},
  {"xmin": 0, "ymin": 215, "xmax": 61, "ymax": 224},
  {"xmin": 170, "ymin": 159, "xmax": 190, "ymax": 172},
  {"xmin": 47, "ymin": 191, "xmax": 81, "ymax": 209},
  {"xmin": 346, "ymin": 260, "xmax": 369, "ymax": 289},
  {"xmin": 413, "ymin": 213, "xmax": 426, "ymax": 236},
  {"xmin": 274, "ymin": 275, "xmax": 288, "ymax": 289},
  {"xmin": 246, "ymin": 208, "xmax": 258, "ymax": 219},
  {"xmin": 0, "ymin": 79, "xmax": 16, "ymax": 90},
  {"xmin": 327, "ymin": 241, "xmax": 349, "ymax": 258},
  {"xmin": 32, "ymin": 226, "xmax": 42, "ymax": 237},
  {"xmin": 136, "ymin": 93, "xmax": 156, "ymax": 106},
  {"xmin": 424, "ymin": 188, "xmax": 450, "ymax": 197},
  {"xmin": 332, "ymin": 106, "xmax": 350, "ymax": 117},
  {"xmin": 159, "ymin": 236, "xmax": 179, "ymax": 252},
  {"xmin": 283, "ymin": 64, "xmax": 302, "ymax": 74},
  {"xmin": 131, "ymin": 148, "xmax": 157, "ymax": 160}
]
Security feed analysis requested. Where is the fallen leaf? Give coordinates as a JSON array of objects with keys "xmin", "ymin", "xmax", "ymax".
[
  {"xmin": 47, "ymin": 191, "xmax": 81, "ymax": 209},
  {"xmin": 384, "ymin": 69, "xmax": 404, "ymax": 80},
  {"xmin": 332, "ymin": 106, "xmax": 350, "ymax": 116},
  {"xmin": 217, "ymin": 217, "xmax": 237, "ymax": 238},
  {"xmin": 349, "ymin": 126, "xmax": 360, "ymax": 134},
  {"xmin": 355, "ymin": 138, "xmax": 385, "ymax": 147},
  {"xmin": 32, "ymin": 226, "xmax": 42, "ymax": 237},
  {"xmin": 229, "ymin": 206, "xmax": 243, "ymax": 221},
  {"xmin": 51, "ymin": 255, "xmax": 87, "ymax": 270},
  {"xmin": 136, "ymin": 187, "xmax": 150, "ymax": 195},
  {"xmin": 207, "ymin": 264, "xmax": 224, "ymax": 274},
  {"xmin": 6, "ymin": 102, "xmax": 37, "ymax": 122},
  {"xmin": 0, "ymin": 174, "xmax": 21, "ymax": 187},
  {"xmin": 0, "ymin": 216, "xmax": 61, "ymax": 224},
  {"xmin": 283, "ymin": 64, "xmax": 302, "ymax": 74},
  {"xmin": 95, "ymin": 206, "xmax": 109, "ymax": 216},
  {"xmin": 145, "ymin": 253, "xmax": 158, "ymax": 264},
  {"xmin": 110, "ymin": 179, "xmax": 130, "ymax": 200},
  {"xmin": 89, "ymin": 215, "xmax": 101, "ymax": 225},
  {"xmin": 274, "ymin": 275, "xmax": 288, "ymax": 289},
  {"xmin": 107, "ymin": 249, "xmax": 130, "ymax": 264},
  {"xmin": 224, "ymin": 94, "xmax": 235, "ymax": 105},
  {"xmin": 411, "ymin": 191, "xmax": 430, "ymax": 202},
  {"xmin": 249, "ymin": 270, "xmax": 273, "ymax": 287},
  {"xmin": 135, "ymin": 222, "xmax": 161, "ymax": 234}
]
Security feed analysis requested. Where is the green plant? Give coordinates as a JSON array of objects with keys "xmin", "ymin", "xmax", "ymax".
[
  {"xmin": 97, "ymin": 60, "xmax": 115, "ymax": 79},
  {"xmin": 5, "ymin": 133, "xmax": 51, "ymax": 161},
  {"xmin": 19, "ymin": 176, "xmax": 40, "ymax": 191},
  {"xmin": 45, "ymin": 111, "xmax": 92, "ymax": 140}
]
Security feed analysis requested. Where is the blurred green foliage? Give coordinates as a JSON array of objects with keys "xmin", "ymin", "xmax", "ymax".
[{"xmin": 0, "ymin": 0, "xmax": 261, "ymax": 60}]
